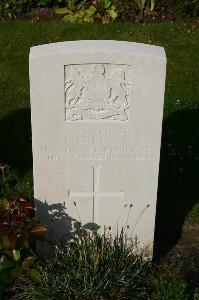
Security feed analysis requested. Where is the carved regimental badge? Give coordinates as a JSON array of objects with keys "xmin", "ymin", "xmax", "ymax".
[{"xmin": 64, "ymin": 64, "xmax": 131, "ymax": 121}]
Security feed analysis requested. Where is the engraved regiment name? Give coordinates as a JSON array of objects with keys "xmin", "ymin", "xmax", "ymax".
[
  {"xmin": 64, "ymin": 64, "xmax": 131, "ymax": 122},
  {"xmin": 35, "ymin": 127, "xmax": 156, "ymax": 161}
]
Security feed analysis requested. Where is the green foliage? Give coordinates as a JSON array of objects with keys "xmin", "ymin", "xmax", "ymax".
[
  {"xmin": 174, "ymin": 0, "xmax": 199, "ymax": 17},
  {"xmin": 0, "ymin": 165, "xmax": 33, "ymax": 200},
  {"xmin": 14, "ymin": 171, "xmax": 34, "ymax": 200},
  {"xmin": 0, "ymin": 0, "xmax": 33, "ymax": 18},
  {"xmin": 0, "ymin": 193, "xmax": 46, "ymax": 294},
  {"xmin": 157, "ymin": 0, "xmax": 199, "ymax": 17},
  {"xmin": 12, "ymin": 231, "xmax": 151, "ymax": 299},
  {"xmin": 55, "ymin": 0, "xmax": 118, "ymax": 24},
  {"xmin": 11, "ymin": 233, "xmax": 191, "ymax": 299},
  {"xmin": 148, "ymin": 264, "xmax": 188, "ymax": 300},
  {"xmin": 1, "ymin": 0, "xmax": 199, "ymax": 19}
]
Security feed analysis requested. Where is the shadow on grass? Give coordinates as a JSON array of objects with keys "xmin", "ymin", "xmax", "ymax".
[
  {"xmin": 154, "ymin": 108, "xmax": 199, "ymax": 259},
  {"xmin": 0, "ymin": 108, "xmax": 198, "ymax": 259},
  {"xmin": 0, "ymin": 108, "xmax": 32, "ymax": 174}
]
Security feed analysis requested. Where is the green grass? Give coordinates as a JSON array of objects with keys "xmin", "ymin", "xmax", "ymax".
[
  {"xmin": 8, "ymin": 232, "xmax": 189, "ymax": 300},
  {"xmin": 0, "ymin": 21, "xmax": 198, "ymax": 119},
  {"xmin": 0, "ymin": 20, "xmax": 199, "ymax": 258},
  {"xmin": 0, "ymin": 21, "xmax": 198, "ymax": 134}
]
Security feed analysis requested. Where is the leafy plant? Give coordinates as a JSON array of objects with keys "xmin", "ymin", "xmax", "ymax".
[
  {"xmin": 0, "ymin": 0, "xmax": 33, "ymax": 19},
  {"xmin": 0, "ymin": 164, "xmax": 33, "ymax": 200},
  {"xmin": 55, "ymin": 0, "xmax": 118, "ymax": 24},
  {"xmin": 0, "ymin": 193, "xmax": 47, "ymax": 296}
]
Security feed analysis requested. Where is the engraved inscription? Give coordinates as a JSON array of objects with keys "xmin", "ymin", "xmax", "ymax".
[
  {"xmin": 36, "ymin": 128, "xmax": 157, "ymax": 161},
  {"xmin": 64, "ymin": 64, "xmax": 131, "ymax": 121}
]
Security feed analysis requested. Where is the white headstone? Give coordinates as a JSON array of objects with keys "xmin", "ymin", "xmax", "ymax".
[{"xmin": 30, "ymin": 40, "xmax": 166, "ymax": 253}]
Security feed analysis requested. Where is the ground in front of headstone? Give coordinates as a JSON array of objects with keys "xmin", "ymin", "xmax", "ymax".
[{"xmin": 166, "ymin": 227, "xmax": 199, "ymax": 292}]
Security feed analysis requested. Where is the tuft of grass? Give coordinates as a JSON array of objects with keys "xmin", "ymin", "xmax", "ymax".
[
  {"xmin": 9, "ymin": 231, "xmax": 190, "ymax": 300},
  {"xmin": 11, "ymin": 231, "xmax": 150, "ymax": 299}
]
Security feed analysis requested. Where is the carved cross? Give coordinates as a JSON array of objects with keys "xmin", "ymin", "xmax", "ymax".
[{"xmin": 68, "ymin": 166, "xmax": 124, "ymax": 223}]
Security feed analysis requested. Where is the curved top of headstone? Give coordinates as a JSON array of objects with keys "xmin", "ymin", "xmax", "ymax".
[{"xmin": 30, "ymin": 40, "xmax": 166, "ymax": 60}]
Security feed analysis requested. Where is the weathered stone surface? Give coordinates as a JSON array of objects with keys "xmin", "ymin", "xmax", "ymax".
[{"xmin": 30, "ymin": 40, "xmax": 166, "ymax": 253}]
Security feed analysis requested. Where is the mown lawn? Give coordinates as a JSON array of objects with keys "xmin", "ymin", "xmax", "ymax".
[
  {"xmin": 0, "ymin": 21, "xmax": 198, "ymax": 118},
  {"xmin": 0, "ymin": 20, "xmax": 198, "ymax": 256}
]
